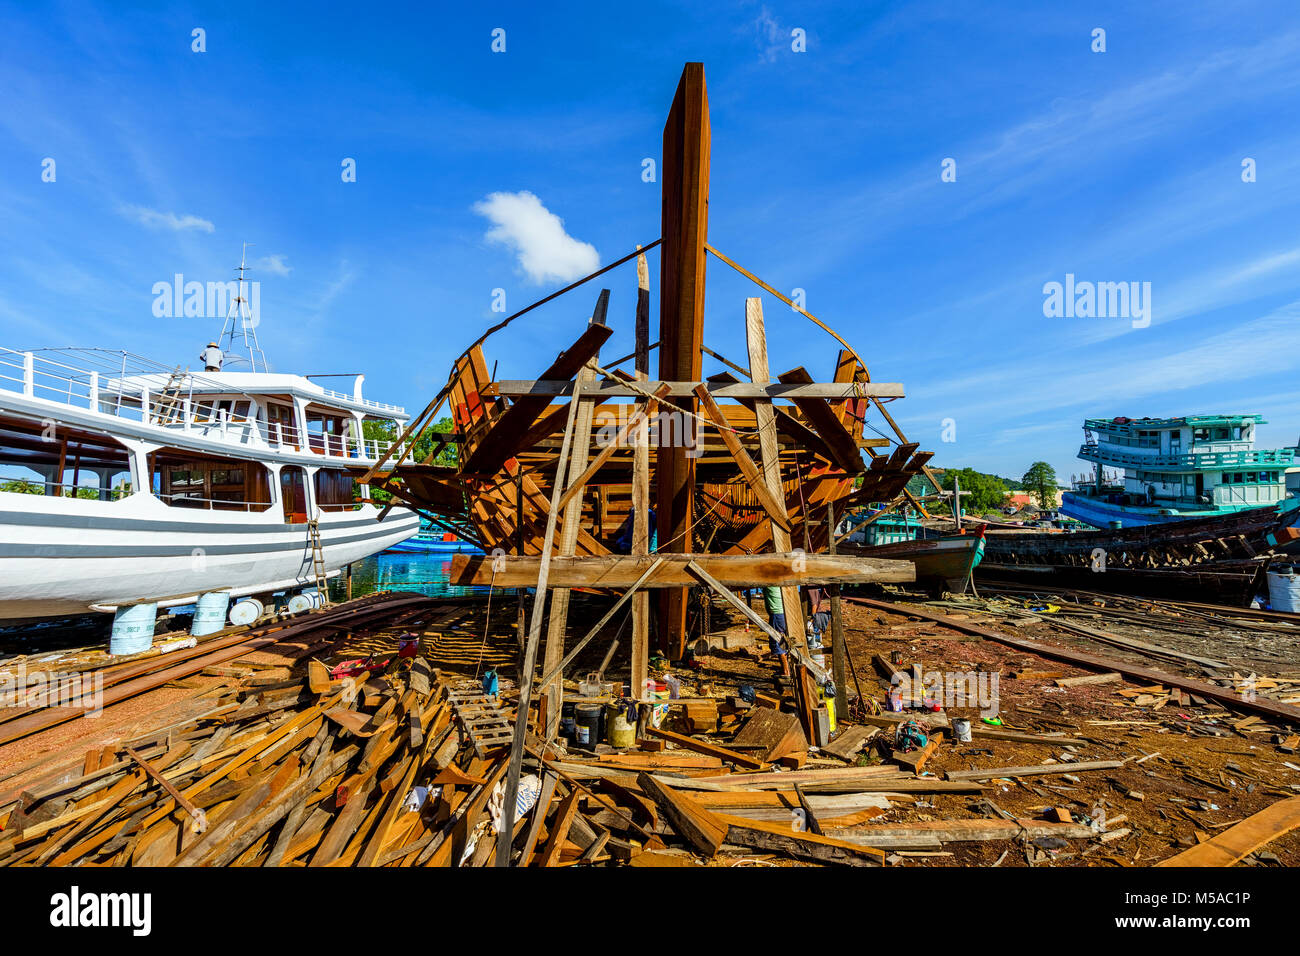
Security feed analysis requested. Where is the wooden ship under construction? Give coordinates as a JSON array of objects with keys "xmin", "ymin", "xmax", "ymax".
[
  {"xmin": 365, "ymin": 63, "xmax": 936, "ymax": 651},
  {"xmin": 360, "ymin": 66, "xmax": 946, "ymax": 853}
]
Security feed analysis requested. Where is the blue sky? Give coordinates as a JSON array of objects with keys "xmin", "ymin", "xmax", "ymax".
[{"xmin": 3, "ymin": 1, "xmax": 1299, "ymax": 483}]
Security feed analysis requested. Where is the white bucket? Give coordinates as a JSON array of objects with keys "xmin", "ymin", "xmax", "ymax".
[
  {"xmin": 953, "ymin": 718, "xmax": 973, "ymax": 742},
  {"xmin": 1267, "ymin": 568, "xmax": 1300, "ymax": 614},
  {"xmin": 287, "ymin": 589, "xmax": 322, "ymax": 614}
]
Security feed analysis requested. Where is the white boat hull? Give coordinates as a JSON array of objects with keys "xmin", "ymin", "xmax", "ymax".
[{"xmin": 0, "ymin": 491, "xmax": 419, "ymax": 621}]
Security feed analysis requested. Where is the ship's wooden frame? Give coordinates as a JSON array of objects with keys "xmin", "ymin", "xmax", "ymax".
[{"xmin": 360, "ymin": 63, "xmax": 940, "ymax": 863}]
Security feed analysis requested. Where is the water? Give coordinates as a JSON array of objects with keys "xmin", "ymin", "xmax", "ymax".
[{"xmin": 329, "ymin": 550, "xmax": 492, "ymax": 602}]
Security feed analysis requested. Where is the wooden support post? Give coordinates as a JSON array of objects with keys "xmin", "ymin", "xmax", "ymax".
[
  {"xmin": 632, "ymin": 248, "xmax": 652, "ymax": 699},
  {"xmin": 496, "ymin": 381, "xmax": 583, "ymax": 867},
  {"xmin": 541, "ymin": 292, "xmax": 608, "ymax": 738},
  {"xmin": 656, "ymin": 62, "xmax": 709, "ymax": 661},
  {"xmin": 827, "ymin": 501, "xmax": 849, "ymax": 724},
  {"xmin": 743, "ymin": 298, "xmax": 805, "ymax": 651}
]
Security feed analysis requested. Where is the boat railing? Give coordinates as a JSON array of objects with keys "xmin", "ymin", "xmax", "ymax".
[
  {"xmin": 156, "ymin": 492, "xmax": 276, "ymax": 512},
  {"xmin": 0, "ymin": 475, "xmax": 132, "ymax": 500},
  {"xmin": 1079, "ymin": 442, "xmax": 1294, "ymax": 470},
  {"xmin": 1, "ymin": 347, "xmax": 405, "ymax": 464}
]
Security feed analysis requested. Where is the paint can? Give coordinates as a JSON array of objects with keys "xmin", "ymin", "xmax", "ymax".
[
  {"xmin": 607, "ymin": 703, "xmax": 636, "ymax": 748},
  {"xmin": 890, "ymin": 650, "xmax": 904, "ymax": 665},
  {"xmin": 191, "ymin": 590, "xmax": 231, "ymax": 636},
  {"xmin": 953, "ymin": 718, "xmax": 973, "ymax": 742},
  {"xmin": 573, "ymin": 702, "xmax": 604, "ymax": 750},
  {"xmin": 109, "ymin": 603, "xmax": 157, "ymax": 656}
]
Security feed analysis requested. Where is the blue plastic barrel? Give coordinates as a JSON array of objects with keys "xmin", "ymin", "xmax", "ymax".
[
  {"xmin": 110, "ymin": 603, "xmax": 158, "ymax": 655},
  {"xmin": 191, "ymin": 590, "xmax": 231, "ymax": 636}
]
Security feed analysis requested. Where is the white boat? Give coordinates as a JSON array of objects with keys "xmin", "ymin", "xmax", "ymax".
[{"xmin": 0, "ymin": 342, "xmax": 419, "ymax": 623}]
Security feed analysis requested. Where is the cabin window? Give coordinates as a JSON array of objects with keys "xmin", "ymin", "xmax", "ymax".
[
  {"xmin": 154, "ymin": 451, "xmax": 273, "ymax": 511},
  {"xmin": 0, "ymin": 415, "xmax": 134, "ymax": 500},
  {"xmin": 314, "ymin": 469, "xmax": 358, "ymax": 512},
  {"xmin": 1194, "ymin": 427, "xmax": 1210, "ymax": 441}
]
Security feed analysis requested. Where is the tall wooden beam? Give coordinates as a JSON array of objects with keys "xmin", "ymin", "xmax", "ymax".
[
  {"xmin": 744, "ymin": 299, "xmax": 806, "ymax": 653},
  {"xmin": 656, "ymin": 62, "xmax": 710, "ymax": 660},
  {"xmin": 541, "ymin": 292, "xmax": 608, "ymax": 738},
  {"xmin": 632, "ymin": 249, "xmax": 653, "ymax": 697}
]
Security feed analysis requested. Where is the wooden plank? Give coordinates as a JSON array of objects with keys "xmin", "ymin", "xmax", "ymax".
[
  {"xmin": 693, "ymin": 383, "xmax": 791, "ymax": 531},
  {"xmin": 656, "ymin": 62, "xmax": 710, "ymax": 660},
  {"xmin": 536, "ymin": 789, "xmax": 580, "ymax": 868},
  {"xmin": 716, "ymin": 813, "xmax": 886, "ymax": 866},
  {"xmin": 542, "ymin": 294, "xmax": 607, "ymax": 738},
  {"xmin": 744, "ymin": 297, "xmax": 805, "ymax": 660},
  {"xmin": 488, "ymin": 380, "xmax": 905, "ymax": 399},
  {"xmin": 731, "ymin": 706, "xmax": 808, "ymax": 762},
  {"xmin": 450, "ymin": 551, "xmax": 914, "ymax": 589},
  {"xmin": 631, "ymin": 248, "xmax": 652, "ymax": 700},
  {"xmin": 776, "ymin": 366, "xmax": 866, "ymax": 473},
  {"xmin": 644, "ymin": 725, "xmax": 766, "ymax": 770},
  {"xmin": 637, "ymin": 771, "xmax": 727, "ymax": 858},
  {"xmin": 822, "ymin": 725, "xmax": 875, "ymax": 763},
  {"xmin": 496, "ymin": 382, "xmax": 582, "ymax": 866},
  {"xmin": 1155, "ymin": 795, "xmax": 1300, "ymax": 867},
  {"xmin": 826, "ymin": 818, "xmax": 1094, "ymax": 846},
  {"xmin": 944, "ymin": 760, "xmax": 1123, "ymax": 782},
  {"xmin": 461, "ymin": 323, "xmax": 613, "ymax": 475}
]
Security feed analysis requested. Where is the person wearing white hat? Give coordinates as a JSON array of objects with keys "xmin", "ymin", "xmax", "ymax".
[{"xmin": 200, "ymin": 342, "xmax": 224, "ymax": 371}]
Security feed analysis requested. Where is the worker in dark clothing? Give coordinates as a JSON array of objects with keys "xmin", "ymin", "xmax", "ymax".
[{"xmin": 200, "ymin": 342, "xmax": 224, "ymax": 372}]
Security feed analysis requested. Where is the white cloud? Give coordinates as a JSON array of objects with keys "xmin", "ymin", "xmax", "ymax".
[
  {"xmin": 473, "ymin": 191, "xmax": 598, "ymax": 285},
  {"xmin": 255, "ymin": 254, "xmax": 292, "ymax": 276},
  {"xmin": 752, "ymin": 6, "xmax": 785, "ymax": 62},
  {"xmin": 118, "ymin": 203, "xmax": 214, "ymax": 232}
]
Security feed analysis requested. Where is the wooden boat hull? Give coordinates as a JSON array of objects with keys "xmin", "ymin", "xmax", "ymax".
[{"xmin": 843, "ymin": 532, "xmax": 985, "ymax": 592}]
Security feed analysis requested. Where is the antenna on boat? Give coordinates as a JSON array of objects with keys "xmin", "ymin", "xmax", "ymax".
[{"xmin": 216, "ymin": 242, "xmax": 270, "ymax": 373}]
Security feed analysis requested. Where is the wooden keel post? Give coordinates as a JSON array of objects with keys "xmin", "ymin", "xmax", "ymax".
[
  {"xmin": 656, "ymin": 62, "xmax": 710, "ymax": 661},
  {"xmin": 632, "ymin": 248, "xmax": 652, "ymax": 698}
]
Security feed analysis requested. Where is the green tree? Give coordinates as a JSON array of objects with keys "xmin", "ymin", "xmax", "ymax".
[
  {"xmin": 940, "ymin": 467, "xmax": 1008, "ymax": 514},
  {"xmin": 361, "ymin": 417, "xmax": 458, "ymax": 504},
  {"xmin": 1022, "ymin": 461, "xmax": 1059, "ymax": 510},
  {"xmin": 0, "ymin": 478, "xmax": 43, "ymax": 495}
]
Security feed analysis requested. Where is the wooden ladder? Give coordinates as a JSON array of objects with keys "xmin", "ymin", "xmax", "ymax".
[
  {"xmin": 307, "ymin": 518, "xmax": 331, "ymax": 606},
  {"xmin": 447, "ymin": 687, "xmax": 513, "ymax": 758},
  {"xmin": 151, "ymin": 367, "xmax": 188, "ymax": 426}
]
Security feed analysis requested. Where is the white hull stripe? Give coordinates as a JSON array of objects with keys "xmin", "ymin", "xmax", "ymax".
[
  {"xmin": 0, "ymin": 526, "xmax": 416, "ymax": 559},
  {"xmin": 0, "ymin": 509, "xmax": 404, "ymax": 534}
]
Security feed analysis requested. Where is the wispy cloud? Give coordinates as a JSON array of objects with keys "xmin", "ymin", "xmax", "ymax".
[
  {"xmin": 118, "ymin": 203, "xmax": 214, "ymax": 233},
  {"xmin": 473, "ymin": 191, "xmax": 598, "ymax": 285},
  {"xmin": 751, "ymin": 6, "xmax": 787, "ymax": 63},
  {"xmin": 255, "ymin": 254, "xmax": 292, "ymax": 277}
]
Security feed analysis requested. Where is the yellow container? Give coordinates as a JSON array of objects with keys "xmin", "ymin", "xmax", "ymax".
[{"xmin": 607, "ymin": 704, "xmax": 636, "ymax": 749}]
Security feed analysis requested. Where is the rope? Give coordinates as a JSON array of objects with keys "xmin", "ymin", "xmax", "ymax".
[{"xmin": 473, "ymin": 566, "xmax": 498, "ymax": 679}]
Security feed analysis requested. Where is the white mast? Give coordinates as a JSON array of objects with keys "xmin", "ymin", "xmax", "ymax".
[{"xmin": 217, "ymin": 242, "xmax": 269, "ymax": 373}]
